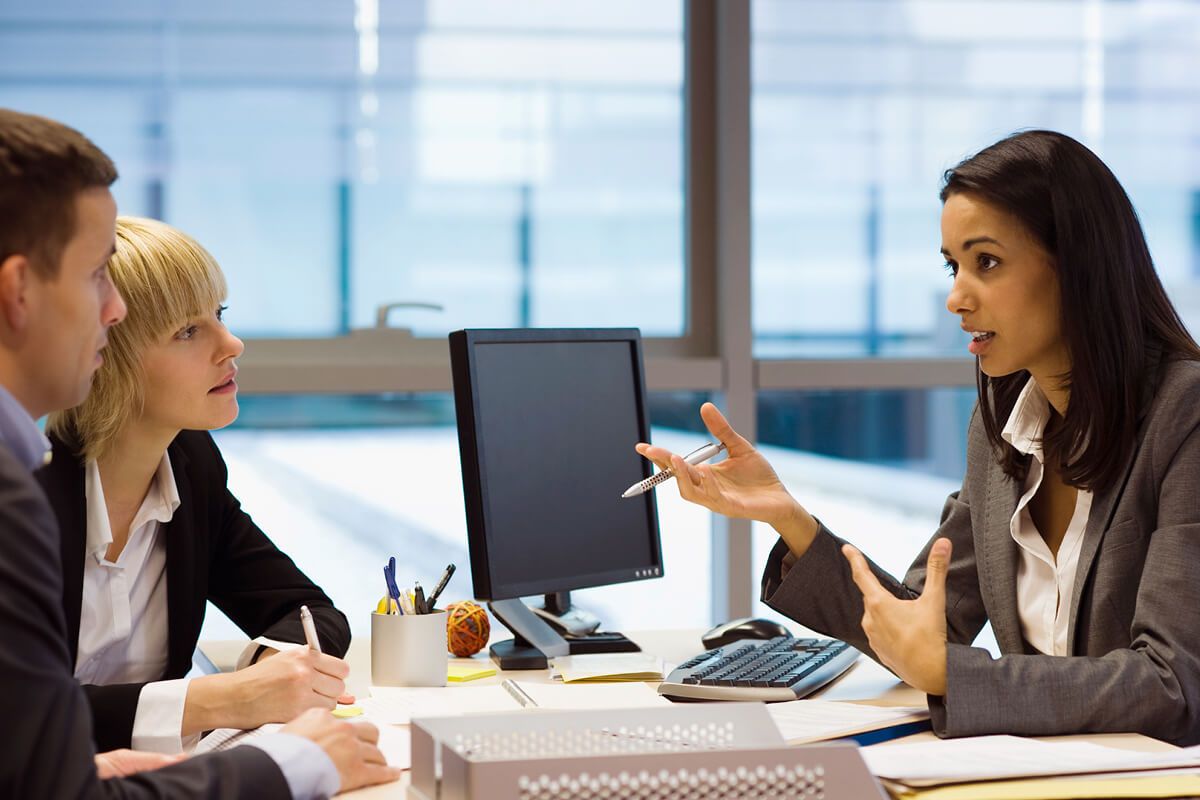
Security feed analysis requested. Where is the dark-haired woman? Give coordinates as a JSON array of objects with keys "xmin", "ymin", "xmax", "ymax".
[{"xmin": 638, "ymin": 130, "xmax": 1200, "ymax": 744}]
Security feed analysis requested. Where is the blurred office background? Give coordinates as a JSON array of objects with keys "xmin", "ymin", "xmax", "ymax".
[{"xmin": 3, "ymin": 0, "xmax": 1199, "ymax": 638}]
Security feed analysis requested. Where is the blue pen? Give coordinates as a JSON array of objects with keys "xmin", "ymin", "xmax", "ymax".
[{"xmin": 384, "ymin": 557, "xmax": 403, "ymax": 614}]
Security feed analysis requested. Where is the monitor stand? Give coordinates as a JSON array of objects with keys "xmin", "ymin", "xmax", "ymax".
[{"xmin": 488, "ymin": 595, "xmax": 640, "ymax": 670}]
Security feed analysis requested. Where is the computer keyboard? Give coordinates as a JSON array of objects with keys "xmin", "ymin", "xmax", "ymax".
[{"xmin": 658, "ymin": 636, "xmax": 859, "ymax": 702}]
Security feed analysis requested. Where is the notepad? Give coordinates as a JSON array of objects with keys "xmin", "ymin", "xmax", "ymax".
[
  {"xmin": 509, "ymin": 680, "xmax": 669, "ymax": 710},
  {"xmin": 548, "ymin": 653, "xmax": 664, "ymax": 683},
  {"xmin": 765, "ymin": 700, "xmax": 930, "ymax": 744},
  {"xmin": 363, "ymin": 680, "xmax": 669, "ymax": 724},
  {"xmin": 448, "ymin": 663, "xmax": 497, "ymax": 682}
]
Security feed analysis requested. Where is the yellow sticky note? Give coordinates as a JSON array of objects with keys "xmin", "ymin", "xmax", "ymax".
[
  {"xmin": 448, "ymin": 664, "xmax": 497, "ymax": 682},
  {"xmin": 332, "ymin": 706, "xmax": 363, "ymax": 718}
]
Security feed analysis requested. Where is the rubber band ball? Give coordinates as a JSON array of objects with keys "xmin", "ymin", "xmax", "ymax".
[{"xmin": 445, "ymin": 600, "xmax": 490, "ymax": 657}]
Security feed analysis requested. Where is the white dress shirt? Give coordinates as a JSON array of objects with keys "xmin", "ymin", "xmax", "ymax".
[
  {"xmin": 76, "ymin": 454, "xmax": 303, "ymax": 752},
  {"xmin": 1002, "ymin": 378, "xmax": 1094, "ymax": 656},
  {"xmin": 75, "ymin": 454, "xmax": 194, "ymax": 752}
]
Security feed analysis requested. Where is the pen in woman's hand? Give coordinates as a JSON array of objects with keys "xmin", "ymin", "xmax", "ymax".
[
  {"xmin": 300, "ymin": 604, "xmax": 322, "ymax": 653},
  {"xmin": 623, "ymin": 442, "xmax": 727, "ymax": 498}
]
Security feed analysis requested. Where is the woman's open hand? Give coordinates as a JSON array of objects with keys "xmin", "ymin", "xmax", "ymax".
[
  {"xmin": 635, "ymin": 403, "xmax": 818, "ymax": 553},
  {"xmin": 843, "ymin": 538, "xmax": 951, "ymax": 696}
]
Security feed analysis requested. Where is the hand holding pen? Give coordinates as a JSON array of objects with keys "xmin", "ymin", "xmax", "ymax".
[
  {"xmin": 622, "ymin": 441, "xmax": 726, "ymax": 498},
  {"xmin": 632, "ymin": 403, "xmax": 816, "ymax": 544}
]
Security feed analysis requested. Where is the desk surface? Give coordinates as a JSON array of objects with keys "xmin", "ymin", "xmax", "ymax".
[{"xmin": 201, "ymin": 630, "xmax": 1172, "ymax": 798}]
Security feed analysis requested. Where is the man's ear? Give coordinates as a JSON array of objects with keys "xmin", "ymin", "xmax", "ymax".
[{"xmin": 0, "ymin": 254, "xmax": 32, "ymax": 337}]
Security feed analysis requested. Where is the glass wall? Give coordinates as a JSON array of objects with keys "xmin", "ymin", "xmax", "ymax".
[
  {"xmin": 1, "ymin": 0, "xmax": 685, "ymax": 337},
  {"xmin": 202, "ymin": 393, "xmax": 713, "ymax": 639},
  {"xmin": 752, "ymin": 0, "xmax": 1200, "ymax": 358}
]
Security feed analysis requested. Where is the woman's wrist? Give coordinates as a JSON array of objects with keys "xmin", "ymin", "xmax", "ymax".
[
  {"xmin": 771, "ymin": 500, "xmax": 819, "ymax": 558},
  {"xmin": 182, "ymin": 672, "xmax": 241, "ymax": 736}
]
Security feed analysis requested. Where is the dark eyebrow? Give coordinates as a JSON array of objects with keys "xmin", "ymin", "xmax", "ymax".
[
  {"xmin": 940, "ymin": 236, "xmax": 1002, "ymax": 257},
  {"xmin": 962, "ymin": 236, "xmax": 1001, "ymax": 250}
]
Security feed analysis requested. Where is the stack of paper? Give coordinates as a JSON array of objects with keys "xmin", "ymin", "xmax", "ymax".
[
  {"xmin": 765, "ymin": 700, "xmax": 929, "ymax": 744},
  {"xmin": 548, "ymin": 653, "xmax": 664, "ymax": 683},
  {"xmin": 861, "ymin": 735, "xmax": 1200, "ymax": 799}
]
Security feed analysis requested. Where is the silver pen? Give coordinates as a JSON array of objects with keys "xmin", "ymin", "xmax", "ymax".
[
  {"xmin": 300, "ymin": 604, "xmax": 322, "ymax": 654},
  {"xmin": 622, "ymin": 441, "xmax": 727, "ymax": 498},
  {"xmin": 502, "ymin": 679, "xmax": 538, "ymax": 708}
]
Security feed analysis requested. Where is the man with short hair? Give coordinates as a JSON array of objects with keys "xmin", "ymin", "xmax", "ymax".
[{"xmin": 0, "ymin": 108, "xmax": 399, "ymax": 798}]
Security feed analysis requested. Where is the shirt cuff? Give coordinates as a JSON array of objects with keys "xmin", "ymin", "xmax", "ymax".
[
  {"xmin": 235, "ymin": 636, "xmax": 305, "ymax": 671},
  {"xmin": 248, "ymin": 733, "xmax": 340, "ymax": 800},
  {"xmin": 132, "ymin": 678, "xmax": 199, "ymax": 754}
]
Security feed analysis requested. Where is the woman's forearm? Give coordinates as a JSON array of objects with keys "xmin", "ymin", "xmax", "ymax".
[{"xmin": 771, "ymin": 500, "xmax": 820, "ymax": 559}]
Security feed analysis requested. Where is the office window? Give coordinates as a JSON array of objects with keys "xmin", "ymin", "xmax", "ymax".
[
  {"xmin": 752, "ymin": 0, "xmax": 1200, "ymax": 357},
  {"xmin": 747, "ymin": 387, "xmax": 973, "ymax": 617},
  {"xmin": 202, "ymin": 393, "xmax": 712, "ymax": 639},
  {"xmin": 1, "ymin": 0, "xmax": 685, "ymax": 337}
]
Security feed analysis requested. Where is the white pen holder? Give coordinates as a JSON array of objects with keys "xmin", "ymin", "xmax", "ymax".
[{"xmin": 371, "ymin": 609, "xmax": 448, "ymax": 687}]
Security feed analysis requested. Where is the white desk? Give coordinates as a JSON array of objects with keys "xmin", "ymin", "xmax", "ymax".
[{"xmin": 201, "ymin": 630, "xmax": 1172, "ymax": 798}]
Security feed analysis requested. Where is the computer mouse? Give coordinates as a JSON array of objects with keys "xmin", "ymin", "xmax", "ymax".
[{"xmin": 701, "ymin": 617, "xmax": 790, "ymax": 650}]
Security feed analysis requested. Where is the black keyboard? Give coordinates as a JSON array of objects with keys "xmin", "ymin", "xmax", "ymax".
[{"xmin": 658, "ymin": 636, "xmax": 859, "ymax": 702}]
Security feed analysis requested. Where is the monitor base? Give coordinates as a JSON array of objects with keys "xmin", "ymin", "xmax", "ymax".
[{"xmin": 490, "ymin": 632, "xmax": 641, "ymax": 670}]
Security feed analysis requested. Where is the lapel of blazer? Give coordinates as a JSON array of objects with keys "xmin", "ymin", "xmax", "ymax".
[
  {"xmin": 42, "ymin": 439, "xmax": 88, "ymax": 665},
  {"xmin": 980, "ymin": 456, "xmax": 1024, "ymax": 653},
  {"xmin": 163, "ymin": 438, "xmax": 196, "ymax": 676}
]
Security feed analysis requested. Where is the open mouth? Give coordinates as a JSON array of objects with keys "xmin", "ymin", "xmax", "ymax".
[
  {"xmin": 209, "ymin": 373, "xmax": 237, "ymax": 393},
  {"xmin": 968, "ymin": 331, "xmax": 995, "ymax": 343}
]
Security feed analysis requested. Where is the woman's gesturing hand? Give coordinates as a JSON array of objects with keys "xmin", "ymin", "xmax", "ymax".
[
  {"xmin": 635, "ymin": 403, "xmax": 818, "ymax": 554},
  {"xmin": 842, "ymin": 538, "xmax": 951, "ymax": 696}
]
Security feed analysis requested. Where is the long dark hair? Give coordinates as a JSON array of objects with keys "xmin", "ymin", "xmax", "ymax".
[{"xmin": 941, "ymin": 130, "xmax": 1200, "ymax": 494}]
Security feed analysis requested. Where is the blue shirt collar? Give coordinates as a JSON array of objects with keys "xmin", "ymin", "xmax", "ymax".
[{"xmin": 0, "ymin": 384, "xmax": 52, "ymax": 472}]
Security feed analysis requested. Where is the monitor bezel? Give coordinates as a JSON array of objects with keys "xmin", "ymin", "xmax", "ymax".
[{"xmin": 450, "ymin": 327, "xmax": 664, "ymax": 602}]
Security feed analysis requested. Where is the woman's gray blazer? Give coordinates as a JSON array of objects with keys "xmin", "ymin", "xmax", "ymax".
[{"xmin": 761, "ymin": 357, "xmax": 1200, "ymax": 745}]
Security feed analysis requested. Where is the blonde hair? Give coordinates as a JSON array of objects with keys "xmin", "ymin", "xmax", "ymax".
[{"xmin": 47, "ymin": 216, "xmax": 228, "ymax": 462}]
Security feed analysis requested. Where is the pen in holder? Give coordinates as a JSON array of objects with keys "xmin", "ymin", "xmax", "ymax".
[{"xmin": 371, "ymin": 609, "xmax": 448, "ymax": 687}]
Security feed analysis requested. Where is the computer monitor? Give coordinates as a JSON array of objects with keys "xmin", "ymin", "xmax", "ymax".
[{"xmin": 450, "ymin": 328, "xmax": 664, "ymax": 669}]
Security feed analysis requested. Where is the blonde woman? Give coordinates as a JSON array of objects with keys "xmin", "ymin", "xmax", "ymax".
[{"xmin": 37, "ymin": 217, "xmax": 352, "ymax": 755}]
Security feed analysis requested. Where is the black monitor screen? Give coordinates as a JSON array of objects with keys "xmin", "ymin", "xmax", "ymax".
[{"xmin": 451, "ymin": 329, "xmax": 663, "ymax": 601}]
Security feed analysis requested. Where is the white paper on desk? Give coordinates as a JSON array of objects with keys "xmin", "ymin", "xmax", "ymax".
[
  {"xmin": 766, "ymin": 700, "xmax": 928, "ymax": 744},
  {"xmin": 861, "ymin": 735, "xmax": 1200, "ymax": 786},
  {"xmin": 374, "ymin": 723, "xmax": 412, "ymax": 771},
  {"xmin": 548, "ymin": 653, "xmax": 664, "ymax": 682},
  {"xmin": 361, "ymin": 685, "xmax": 517, "ymax": 725},
  {"xmin": 515, "ymin": 681, "xmax": 670, "ymax": 710}
]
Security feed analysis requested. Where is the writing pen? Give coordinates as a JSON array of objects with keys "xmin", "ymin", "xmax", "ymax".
[
  {"xmin": 426, "ymin": 563, "xmax": 456, "ymax": 611},
  {"xmin": 300, "ymin": 605, "xmax": 322, "ymax": 654},
  {"xmin": 622, "ymin": 441, "xmax": 727, "ymax": 498},
  {"xmin": 501, "ymin": 679, "xmax": 538, "ymax": 709},
  {"xmin": 413, "ymin": 582, "xmax": 428, "ymax": 615}
]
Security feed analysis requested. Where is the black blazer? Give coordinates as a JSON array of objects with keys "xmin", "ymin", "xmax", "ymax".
[
  {"xmin": 37, "ymin": 428, "xmax": 351, "ymax": 752},
  {"xmin": 0, "ymin": 438, "xmax": 289, "ymax": 798}
]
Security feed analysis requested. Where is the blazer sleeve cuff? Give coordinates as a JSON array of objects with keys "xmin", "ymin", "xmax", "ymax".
[
  {"xmin": 82, "ymin": 681, "xmax": 144, "ymax": 751},
  {"xmin": 929, "ymin": 642, "xmax": 1000, "ymax": 738},
  {"xmin": 760, "ymin": 521, "xmax": 845, "ymax": 610}
]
